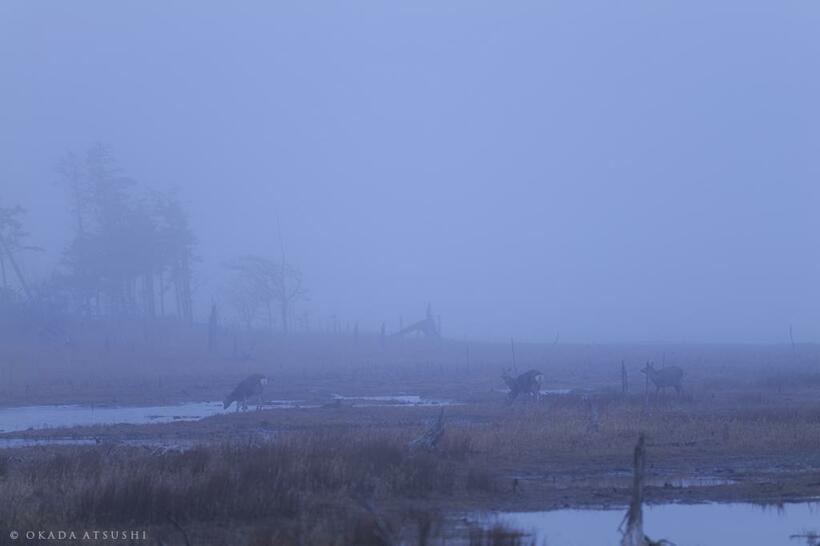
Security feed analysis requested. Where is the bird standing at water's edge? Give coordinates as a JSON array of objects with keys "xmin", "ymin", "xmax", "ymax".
[{"xmin": 224, "ymin": 374, "xmax": 268, "ymax": 411}]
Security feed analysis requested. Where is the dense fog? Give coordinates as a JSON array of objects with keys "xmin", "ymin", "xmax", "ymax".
[{"xmin": 3, "ymin": 1, "xmax": 819, "ymax": 343}]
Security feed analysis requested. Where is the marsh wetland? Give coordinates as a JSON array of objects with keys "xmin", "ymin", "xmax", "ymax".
[{"xmin": 2, "ymin": 329, "xmax": 820, "ymax": 545}]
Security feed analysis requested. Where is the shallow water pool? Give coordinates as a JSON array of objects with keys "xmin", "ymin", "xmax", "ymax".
[
  {"xmin": 331, "ymin": 394, "xmax": 458, "ymax": 407},
  {"xmin": 0, "ymin": 394, "xmax": 455, "ymax": 434},
  {"xmin": 480, "ymin": 502, "xmax": 820, "ymax": 546},
  {"xmin": 0, "ymin": 401, "xmax": 227, "ymax": 433}
]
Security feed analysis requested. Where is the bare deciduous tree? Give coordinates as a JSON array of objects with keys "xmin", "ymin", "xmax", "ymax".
[
  {"xmin": 0, "ymin": 204, "xmax": 41, "ymax": 301},
  {"xmin": 225, "ymin": 254, "xmax": 307, "ymax": 335},
  {"xmin": 226, "ymin": 278, "xmax": 261, "ymax": 331}
]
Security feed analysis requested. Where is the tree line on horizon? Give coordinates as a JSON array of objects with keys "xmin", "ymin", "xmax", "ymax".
[{"xmin": 0, "ymin": 144, "xmax": 307, "ymax": 335}]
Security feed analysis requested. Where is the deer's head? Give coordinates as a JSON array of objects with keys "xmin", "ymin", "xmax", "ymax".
[{"xmin": 640, "ymin": 362, "xmax": 656, "ymax": 375}]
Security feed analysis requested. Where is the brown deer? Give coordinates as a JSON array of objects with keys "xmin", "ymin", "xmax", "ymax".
[{"xmin": 640, "ymin": 363, "xmax": 684, "ymax": 395}]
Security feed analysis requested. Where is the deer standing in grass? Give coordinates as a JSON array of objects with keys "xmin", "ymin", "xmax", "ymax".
[
  {"xmin": 502, "ymin": 369, "xmax": 544, "ymax": 403},
  {"xmin": 224, "ymin": 374, "xmax": 268, "ymax": 411},
  {"xmin": 640, "ymin": 363, "xmax": 684, "ymax": 396}
]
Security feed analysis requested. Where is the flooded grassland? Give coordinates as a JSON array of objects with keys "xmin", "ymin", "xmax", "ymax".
[{"xmin": 2, "ymin": 337, "xmax": 820, "ymax": 544}]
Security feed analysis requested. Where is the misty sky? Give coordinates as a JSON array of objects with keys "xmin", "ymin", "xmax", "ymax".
[{"xmin": 2, "ymin": 1, "xmax": 819, "ymax": 343}]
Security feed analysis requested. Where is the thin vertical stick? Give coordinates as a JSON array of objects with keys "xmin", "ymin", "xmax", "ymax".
[
  {"xmin": 621, "ymin": 360, "xmax": 628, "ymax": 395},
  {"xmin": 643, "ymin": 362, "xmax": 649, "ymax": 412},
  {"xmin": 510, "ymin": 337, "xmax": 517, "ymax": 374},
  {"xmin": 789, "ymin": 324, "xmax": 797, "ymax": 361},
  {"xmin": 620, "ymin": 433, "xmax": 646, "ymax": 546}
]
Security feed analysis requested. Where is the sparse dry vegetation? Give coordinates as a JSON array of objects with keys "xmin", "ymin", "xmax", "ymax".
[
  {"xmin": 2, "ymin": 326, "xmax": 820, "ymax": 544},
  {"xmin": 3, "ymin": 380, "xmax": 820, "ymax": 544},
  {"xmin": 0, "ymin": 428, "xmax": 497, "ymax": 545}
]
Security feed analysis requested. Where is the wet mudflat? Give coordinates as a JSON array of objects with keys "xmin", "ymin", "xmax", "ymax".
[
  {"xmin": 0, "ymin": 394, "xmax": 456, "ymax": 435},
  {"xmin": 331, "ymin": 393, "xmax": 458, "ymax": 406}
]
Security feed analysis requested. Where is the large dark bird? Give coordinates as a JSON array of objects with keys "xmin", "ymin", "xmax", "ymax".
[
  {"xmin": 502, "ymin": 369, "xmax": 543, "ymax": 403},
  {"xmin": 224, "ymin": 374, "xmax": 268, "ymax": 411}
]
